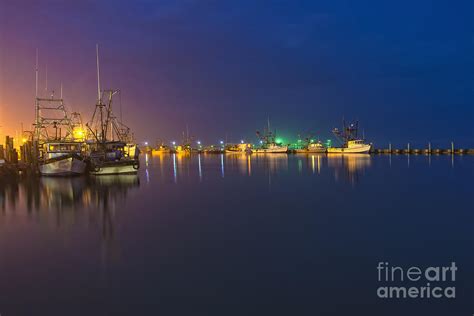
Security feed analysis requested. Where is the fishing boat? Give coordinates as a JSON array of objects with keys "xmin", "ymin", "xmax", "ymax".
[
  {"xmin": 294, "ymin": 137, "xmax": 326, "ymax": 153},
  {"xmin": 172, "ymin": 126, "xmax": 201, "ymax": 154},
  {"xmin": 253, "ymin": 120, "xmax": 288, "ymax": 153},
  {"xmin": 39, "ymin": 141, "xmax": 86, "ymax": 176},
  {"xmin": 33, "ymin": 54, "xmax": 87, "ymax": 176},
  {"xmin": 152, "ymin": 143, "xmax": 171, "ymax": 154},
  {"xmin": 85, "ymin": 45, "xmax": 140, "ymax": 175},
  {"xmin": 295, "ymin": 142, "xmax": 326, "ymax": 153},
  {"xmin": 203, "ymin": 145, "xmax": 224, "ymax": 154},
  {"xmin": 327, "ymin": 121, "xmax": 372, "ymax": 154},
  {"xmin": 253, "ymin": 143, "xmax": 288, "ymax": 153}
]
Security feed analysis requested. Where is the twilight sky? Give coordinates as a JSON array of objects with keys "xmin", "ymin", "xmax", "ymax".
[{"xmin": 0, "ymin": 0, "xmax": 473, "ymax": 147}]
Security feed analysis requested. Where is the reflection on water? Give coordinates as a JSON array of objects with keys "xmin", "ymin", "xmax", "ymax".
[
  {"xmin": 0, "ymin": 153, "xmax": 470, "ymax": 315},
  {"xmin": 151, "ymin": 153, "xmax": 372, "ymax": 183},
  {"xmin": 5, "ymin": 153, "xmax": 460, "ymax": 215},
  {"xmin": 327, "ymin": 154, "xmax": 372, "ymax": 184},
  {"xmin": 1, "ymin": 153, "xmax": 462, "ymax": 223},
  {"xmin": 0, "ymin": 175, "xmax": 139, "ymax": 240},
  {"xmin": 1, "ymin": 175, "xmax": 139, "ymax": 213},
  {"xmin": 0, "ymin": 174, "xmax": 140, "ymax": 265}
]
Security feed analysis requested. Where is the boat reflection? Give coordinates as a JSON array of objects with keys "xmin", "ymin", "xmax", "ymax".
[
  {"xmin": 150, "ymin": 153, "xmax": 372, "ymax": 183},
  {"xmin": 326, "ymin": 154, "xmax": 371, "ymax": 184},
  {"xmin": 0, "ymin": 175, "xmax": 139, "ymax": 219}
]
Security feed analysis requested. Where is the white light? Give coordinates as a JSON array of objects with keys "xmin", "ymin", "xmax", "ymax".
[
  {"xmin": 144, "ymin": 142, "xmax": 148, "ymax": 146},
  {"xmin": 197, "ymin": 141, "xmax": 201, "ymax": 145},
  {"xmin": 240, "ymin": 140, "xmax": 244, "ymax": 144},
  {"xmin": 172, "ymin": 141, "xmax": 176, "ymax": 145},
  {"xmin": 260, "ymin": 140, "xmax": 263, "ymax": 144},
  {"xmin": 220, "ymin": 141, "xmax": 224, "ymax": 145}
]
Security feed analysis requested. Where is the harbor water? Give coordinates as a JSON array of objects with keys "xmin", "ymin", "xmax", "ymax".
[{"xmin": 0, "ymin": 153, "xmax": 472, "ymax": 315}]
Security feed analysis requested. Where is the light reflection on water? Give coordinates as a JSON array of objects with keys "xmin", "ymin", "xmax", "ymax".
[
  {"xmin": 150, "ymin": 153, "xmax": 370, "ymax": 183},
  {"xmin": 0, "ymin": 153, "xmax": 375, "ymax": 214},
  {"xmin": 0, "ymin": 153, "xmax": 472, "ymax": 315},
  {"xmin": 2, "ymin": 153, "xmax": 465, "ymax": 216}
]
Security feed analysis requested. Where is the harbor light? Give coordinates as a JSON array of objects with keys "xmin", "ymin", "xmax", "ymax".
[
  {"xmin": 171, "ymin": 141, "xmax": 176, "ymax": 146},
  {"xmin": 144, "ymin": 141, "xmax": 148, "ymax": 146},
  {"xmin": 72, "ymin": 127, "xmax": 85, "ymax": 140},
  {"xmin": 260, "ymin": 140, "xmax": 263, "ymax": 144},
  {"xmin": 240, "ymin": 140, "xmax": 244, "ymax": 144},
  {"xmin": 197, "ymin": 141, "xmax": 201, "ymax": 145},
  {"xmin": 220, "ymin": 140, "xmax": 224, "ymax": 145}
]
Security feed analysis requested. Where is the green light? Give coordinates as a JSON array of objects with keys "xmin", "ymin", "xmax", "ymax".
[{"xmin": 275, "ymin": 138, "xmax": 283, "ymax": 144}]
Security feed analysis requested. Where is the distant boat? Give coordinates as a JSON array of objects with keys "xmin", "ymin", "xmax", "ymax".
[
  {"xmin": 203, "ymin": 145, "xmax": 224, "ymax": 154},
  {"xmin": 253, "ymin": 119, "xmax": 288, "ymax": 153},
  {"xmin": 253, "ymin": 143, "xmax": 288, "ymax": 153},
  {"xmin": 225, "ymin": 143, "xmax": 252, "ymax": 154},
  {"xmin": 294, "ymin": 140, "xmax": 326, "ymax": 153},
  {"xmin": 327, "ymin": 121, "xmax": 371, "ymax": 154},
  {"xmin": 152, "ymin": 144, "xmax": 171, "ymax": 154}
]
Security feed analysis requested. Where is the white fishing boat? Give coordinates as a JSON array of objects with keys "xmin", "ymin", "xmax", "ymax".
[
  {"xmin": 88, "ymin": 141, "xmax": 140, "ymax": 175},
  {"xmin": 327, "ymin": 140, "xmax": 371, "ymax": 154},
  {"xmin": 89, "ymin": 158, "xmax": 139, "ymax": 175},
  {"xmin": 39, "ymin": 142, "xmax": 86, "ymax": 176},
  {"xmin": 253, "ymin": 143, "xmax": 288, "ymax": 153},
  {"xmin": 86, "ymin": 45, "xmax": 140, "ymax": 175},
  {"xmin": 327, "ymin": 121, "xmax": 372, "ymax": 154},
  {"xmin": 33, "ymin": 53, "xmax": 87, "ymax": 176}
]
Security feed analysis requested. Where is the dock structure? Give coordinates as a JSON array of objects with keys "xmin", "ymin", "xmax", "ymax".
[{"xmin": 371, "ymin": 141, "xmax": 472, "ymax": 155}]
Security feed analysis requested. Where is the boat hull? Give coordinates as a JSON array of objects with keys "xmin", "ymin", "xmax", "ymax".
[
  {"xmin": 89, "ymin": 160, "xmax": 139, "ymax": 175},
  {"xmin": 39, "ymin": 156, "xmax": 86, "ymax": 176},
  {"xmin": 253, "ymin": 146, "xmax": 288, "ymax": 153},
  {"xmin": 225, "ymin": 149, "xmax": 251, "ymax": 154},
  {"xmin": 152, "ymin": 150, "xmax": 170, "ymax": 155},
  {"xmin": 294, "ymin": 148, "xmax": 326, "ymax": 153},
  {"xmin": 327, "ymin": 144, "xmax": 371, "ymax": 154}
]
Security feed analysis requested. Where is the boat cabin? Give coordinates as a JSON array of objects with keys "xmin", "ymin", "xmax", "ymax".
[{"xmin": 41, "ymin": 142, "xmax": 83, "ymax": 159}]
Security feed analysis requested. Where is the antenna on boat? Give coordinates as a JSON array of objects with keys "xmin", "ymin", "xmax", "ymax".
[
  {"xmin": 45, "ymin": 64, "xmax": 48, "ymax": 95},
  {"xmin": 34, "ymin": 49, "xmax": 40, "ymax": 141},
  {"xmin": 96, "ymin": 43, "xmax": 101, "ymax": 102},
  {"xmin": 60, "ymin": 82, "xmax": 63, "ymax": 99},
  {"xmin": 35, "ymin": 49, "xmax": 38, "ymax": 98}
]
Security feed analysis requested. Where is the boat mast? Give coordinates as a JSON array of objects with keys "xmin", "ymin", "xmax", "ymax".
[
  {"xmin": 96, "ymin": 44, "xmax": 101, "ymax": 102},
  {"xmin": 34, "ymin": 49, "xmax": 40, "ymax": 140}
]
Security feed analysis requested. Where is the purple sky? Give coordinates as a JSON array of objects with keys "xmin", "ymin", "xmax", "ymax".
[{"xmin": 1, "ymin": 0, "xmax": 473, "ymax": 147}]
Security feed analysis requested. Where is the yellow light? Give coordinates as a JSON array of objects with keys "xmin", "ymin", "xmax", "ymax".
[
  {"xmin": 73, "ymin": 127, "xmax": 85, "ymax": 140},
  {"xmin": 22, "ymin": 138, "xmax": 27, "ymax": 143}
]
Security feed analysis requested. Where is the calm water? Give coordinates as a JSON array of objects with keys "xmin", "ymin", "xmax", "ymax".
[{"xmin": 0, "ymin": 153, "xmax": 472, "ymax": 315}]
